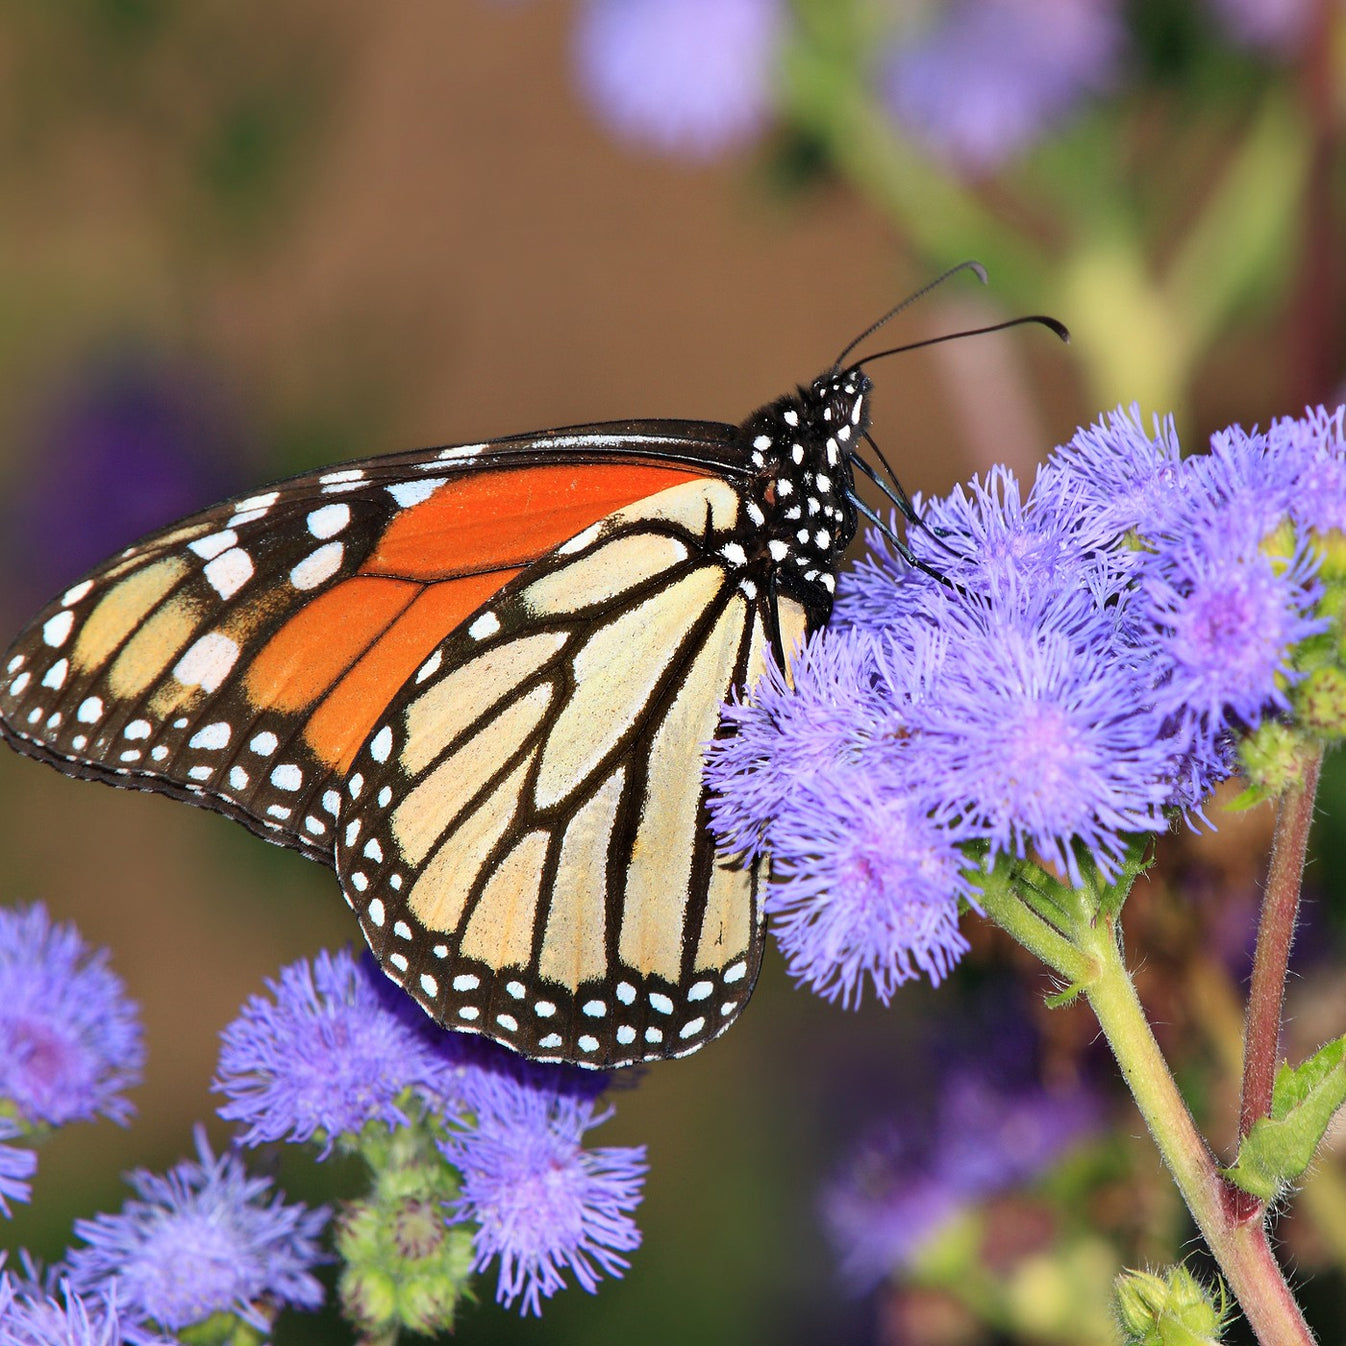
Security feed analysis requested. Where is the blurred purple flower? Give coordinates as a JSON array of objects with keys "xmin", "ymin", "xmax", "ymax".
[
  {"xmin": 65, "ymin": 1127, "xmax": 327, "ymax": 1337},
  {"xmin": 443, "ymin": 1069, "xmax": 646, "ymax": 1316},
  {"xmin": 0, "ymin": 1274, "xmax": 145, "ymax": 1346},
  {"xmin": 0, "ymin": 1119, "xmax": 36, "ymax": 1217},
  {"xmin": 884, "ymin": 0, "xmax": 1125, "ymax": 174},
  {"xmin": 1208, "ymin": 0, "xmax": 1315, "ymax": 52},
  {"xmin": 824, "ymin": 1065, "xmax": 1101, "ymax": 1287},
  {"xmin": 0, "ymin": 903, "xmax": 144, "ymax": 1129},
  {"xmin": 573, "ymin": 0, "xmax": 784, "ymax": 159},
  {"xmin": 215, "ymin": 948, "xmax": 473, "ymax": 1156}
]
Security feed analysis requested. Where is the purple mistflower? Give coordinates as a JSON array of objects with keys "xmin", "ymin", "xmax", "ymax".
[
  {"xmin": 1268, "ymin": 405, "xmax": 1346, "ymax": 538},
  {"xmin": 443, "ymin": 1071, "xmax": 646, "ymax": 1316},
  {"xmin": 707, "ymin": 628, "xmax": 892, "ymax": 859},
  {"xmin": 822, "ymin": 1128, "xmax": 959, "ymax": 1287},
  {"xmin": 765, "ymin": 765, "xmax": 975, "ymax": 1005},
  {"xmin": 215, "ymin": 948, "xmax": 469, "ymax": 1156},
  {"xmin": 823, "ymin": 1071, "xmax": 1100, "ymax": 1287},
  {"xmin": 573, "ymin": 0, "xmax": 784, "ymax": 159},
  {"xmin": 65, "ymin": 1127, "xmax": 327, "ymax": 1336},
  {"xmin": 1207, "ymin": 0, "xmax": 1315, "ymax": 52},
  {"xmin": 6, "ymin": 354, "xmax": 243, "ymax": 603},
  {"xmin": 1037, "ymin": 404, "xmax": 1189, "ymax": 542},
  {"xmin": 0, "ymin": 1276, "xmax": 146, "ymax": 1346},
  {"xmin": 0, "ymin": 903, "xmax": 144, "ymax": 1129},
  {"xmin": 884, "ymin": 0, "xmax": 1125, "ymax": 174},
  {"xmin": 906, "ymin": 594, "xmax": 1175, "ymax": 883},
  {"xmin": 1136, "ymin": 534, "xmax": 1325, "ymax": 752},
  {"xmin": 0, "ymin": 1118, "xmax": 36, "ymax": 1217}
]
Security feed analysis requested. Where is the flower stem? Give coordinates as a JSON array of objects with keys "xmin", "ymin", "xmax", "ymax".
[
  {"xmin": 1240, "ymin": 742, "xmax": 1325, "ymax": 1138},
  {"xmin": 975, "ymin": 868, "xmax": 1095, "ymax": 986},
  {"xmin": 1081, "ymin": 915, "xmax": 1315, "ymax": 1345}
]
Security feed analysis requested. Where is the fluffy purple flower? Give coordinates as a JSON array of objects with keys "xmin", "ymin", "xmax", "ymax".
[
  {"xmin": 215, "ymin": 949, "xmax": 469, "ymax": 1156},
  {"xmin": 443, "ymin": 1071, "xmax": 646, "ymax": 1316},
  {"xmin": 0, "ymin": 903, "xmax": 144, "ymax": 1129},
  {"xmin": 1137, "ymin": 536, "xmax": 1324, "ymax": 751},
  {"xmin": 707, "ymin": 629, "xmax": 893, "ymax": 858},
  {"xmin": 766, "ymin": 766, "xmax": 975, "ymax": 1004},
  {"xmin": 573, "ymin": 0, "xmax": 784, "ymax": 158},
  {"xmin": 65, "ymin": 1128, "xmax": 327, "ymax": 1336},
  {"xmin": 907, "ymin": 594, "xmax": 1175, "ymax": 882},
  {"xmin": 0, "ymin": 1276, "xmax": 143, "ymax": 1346},
  {"xmin": 0, "ymin": 1118, "xmax": 36, "ymax": 1217},
  {"xmin": 1037, "ymin": 404, "xmax": 1188, "ymax": 542},
  {"xmin": 884, "ymin": 0, "xmax": 1125, "ymax": 174},
  {"xmin": 1268, "ymin": 405, "xmax": 1346, "ymax": 537}
]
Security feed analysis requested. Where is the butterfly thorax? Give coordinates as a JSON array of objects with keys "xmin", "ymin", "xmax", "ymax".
[{"xmin": 728, "ymin": 367, "xmax": 869, "ymax": 620}]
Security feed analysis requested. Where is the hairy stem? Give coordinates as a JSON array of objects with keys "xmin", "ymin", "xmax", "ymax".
[
  {"xmin": 1083, "ymin": 917, "xmax": 1315, "ymax": 1345},
  {"xmin": 1240, "ymin": 743, "xmax": 1324, "ymax": 1139}
]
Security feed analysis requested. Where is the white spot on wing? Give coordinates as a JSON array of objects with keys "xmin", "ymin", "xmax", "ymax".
[
  {"xmin": 189, "ymin": 530, "xmax": 238, "ymax": 561},
  {"xmin": 416, "ymin": 649, "xmax": 442, "ymax": 683},
  {"xmin": 468, "ymin": 612, "xmax": 500, "ymax": 640},
  {"xmin": 62, "ymin": 580, "xmax": 93, "ymax": 606},
  {"xmin": 453, "ymin": 974, "xmax": 480, "ymax": 992},
  {"xmin": 291, "ymin": 542, "xmax": 344, "ymax": 590},
  {"xmin": 370, "ymin": 726, "xmax": 393, "ymax": 763},
  {"xmin": 189, "ymin": 722, "xmax": 231, "ymax": 751},
  {"xmin": 77, "ymin": 696, "xmax": 103, "ymax": 723},
  {"xmin": 43, "ymin": 611, "xmax": 75, "ymax": 647},
  {"xmin": 387, "ymin": 479, "xmax": 445, "ymax": 508},
  {"xmin": 367, "ymin": 898, "xmax": 385, "ymax": 927},
  {"xmin": 307, "ymin": 503, "xmax": 350, "ymax": 539},
  {"xmin": 174, "ymin": 631, "xmax": 241, "ymax": 694},
  {"xmin": 41, "ymin": 660, "xmax": 68, "ymax": 690},
  {"xmin": 204, "ymin": 548, "xmax": 253, "ymax": 599},
  {"xmin": 271, "ymin": 764, "xmax": 303, "ymax": 791},
  {"xmin": 250, "ymin": 731, "xmax": 278, "ymax": 756}
]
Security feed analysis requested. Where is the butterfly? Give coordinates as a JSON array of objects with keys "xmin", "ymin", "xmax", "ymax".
[{"xmin": 0, "ymin": 266, "xmax": 1065, "ymax": 1069}]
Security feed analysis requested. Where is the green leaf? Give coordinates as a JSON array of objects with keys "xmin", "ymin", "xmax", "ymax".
[{"xmin": 1222, "ymin": 1036, "xmax": 1346, "ymax": 1201}]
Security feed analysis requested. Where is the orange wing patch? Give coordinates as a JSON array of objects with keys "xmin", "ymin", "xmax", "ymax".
[{"xmin": 363, "ymin": 464, "xmax": 704, "ymax": 580}]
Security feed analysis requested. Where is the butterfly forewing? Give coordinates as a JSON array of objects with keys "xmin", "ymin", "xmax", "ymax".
[
  {"xmin": 0, "ymin": 434, "xmax": 726, "ymax": 863},
  {"xmin": 334, "ymin": 476, "xmax": 810, "ymax": 1067}
]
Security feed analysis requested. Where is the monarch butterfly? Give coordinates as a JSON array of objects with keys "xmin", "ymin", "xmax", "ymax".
[{"xmin": 0, "ymin": 268, "xmax": 1064, "ymax": 1068}]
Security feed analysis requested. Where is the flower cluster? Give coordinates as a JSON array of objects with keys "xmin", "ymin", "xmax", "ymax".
[
  {"xmin": 553, "ymin": 0, "xmax": 1300, "ymax": 167},
  {"xmin": 214, "ymin": 949, "xmax": 647, "ymax": 1327},
  {"xmin": 64, "ymin": 1129, "xmax": 328, "ymax": 1337},
  {"xmin": 823, "ymin": 1064, "xmax": 1101, "ymax": 1286},
  {"xmin": 708, "ymin": 405, "xmax": 1344, "ymax": 1004},
  {"xmin": 0, "ymin": 902, "xmax": 144, "ymax": 1132}
]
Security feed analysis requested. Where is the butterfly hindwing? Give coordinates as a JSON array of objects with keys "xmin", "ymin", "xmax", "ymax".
[
  {"xmin": 335, "ymin": 476, "xmax": 813, "ymax": 1067},
  {"xmin": 0, "ymin": 433, "xmax": 724, "ymax": 862}
]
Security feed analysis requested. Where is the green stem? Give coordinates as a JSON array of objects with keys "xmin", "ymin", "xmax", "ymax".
[
  {"xmin": 1240, "ymin": 743, "xmax": 1325, "ymax": 1139},
  {"xmin": 1081, "ymin": 917, "xmax": 1315, "ymax": 1345},
  {"xmin": 974, "ymin": 868, "xmax": 1094, "ymax": 985}
]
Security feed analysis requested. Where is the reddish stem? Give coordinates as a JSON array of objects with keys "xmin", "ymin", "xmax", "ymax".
[{"xmin": 1239, "ymin": 744, "xmax": 1324, "ymax": 1139}]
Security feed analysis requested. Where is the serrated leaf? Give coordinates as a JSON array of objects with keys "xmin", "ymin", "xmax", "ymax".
[{"xmin": 1223, "ymin": 1035, "xmax": 1346, "ymax": 1201}]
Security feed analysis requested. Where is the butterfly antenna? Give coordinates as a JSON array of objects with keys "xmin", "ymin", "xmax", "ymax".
[
  {"xmin": 852, "ymin": 314, "xmax": 1069, "ymax": 372},
  {"xmin": 847, "ymin": 493, "xmax": 951, "ymax": 583},
  {"xmin": 831, "ymin": 259, "xmax": 989, "ymax": 372},
  {"xmin": 860, "ymin": 432, "xmax": 966, "ymax": 559}
]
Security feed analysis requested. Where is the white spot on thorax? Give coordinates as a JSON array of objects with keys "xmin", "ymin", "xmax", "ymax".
[
  {"xmin": 720, "ymin": 542, "xmax": 747, "ymax": 567},
  {"xmin": 768, "ymin": 540, "xmax": 788, "ymax": 561},
  {"xmin": 776, "ymin": 479, "xmax": 792, "ymax": 497},
  {"xmin": 783, "ymin": 409, "xmax": 799, "ymax": 426}
]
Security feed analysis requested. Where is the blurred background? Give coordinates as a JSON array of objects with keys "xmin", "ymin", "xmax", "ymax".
[{"xmin": 1, "ymin": 1, "xmax": 1344, "ymax": 1342}]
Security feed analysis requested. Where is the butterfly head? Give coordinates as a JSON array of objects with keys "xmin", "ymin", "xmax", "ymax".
[{"xmin": 732, "ymin": 367, "xmax": 872, "ymax": 616}]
